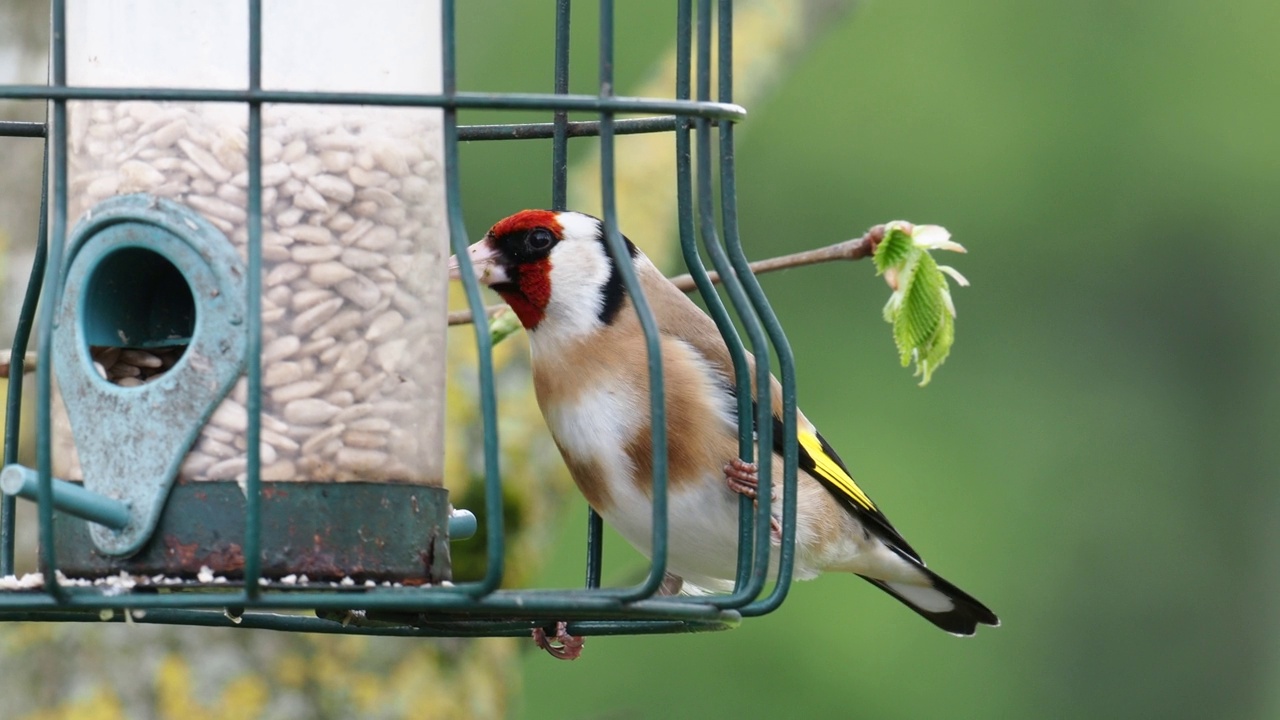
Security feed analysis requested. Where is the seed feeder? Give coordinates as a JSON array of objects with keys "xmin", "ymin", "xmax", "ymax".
[
  {"xmin": 10, "ymin": 0, "xmax": 454, "ymax": 584},
  {"xmin": 0, "ymin": 0, "xmax": 800, "ymax": 643}
]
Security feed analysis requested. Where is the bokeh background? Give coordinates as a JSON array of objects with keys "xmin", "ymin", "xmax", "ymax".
[
  {"xmin": 457, "ymin": 1, "xmax": 1280, "ymax": 719},
  {"xmin": 2, "ymin": 1, "xmax": 1278, "ymax": 719}
]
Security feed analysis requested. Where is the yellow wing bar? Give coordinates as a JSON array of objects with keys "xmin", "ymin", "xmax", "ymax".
[{"xmin": 797, "ymin": 429, "xmax": 877, "ymax": 512}]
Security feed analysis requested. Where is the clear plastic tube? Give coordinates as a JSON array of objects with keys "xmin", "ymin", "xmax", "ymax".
[{"xmin": 57, "ymin": 1, "xmax": 447, "ymax": 486}]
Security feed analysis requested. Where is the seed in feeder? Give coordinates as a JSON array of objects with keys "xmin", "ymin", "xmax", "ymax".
[
  {"xmin": 350, "ymin": 200, "xmax": 379, "ymax": 218},
  {"xmin": 198, "ymin": 436, "xmax": 238, "ymax": 460},
  {"xmin": 207, "ymin": 457, "xmax": 248, "ymax": 481},
  {"xmin": 202, "ymin": 425, "xmax": 235, "ymax": 446},
  {"xmin": 275, "ymin": 206, "xmax": 303, "ymax": 228},
  {"xmin": 353, "ymin": 373, "xmax": 388, "ymax": 402},
  {"xmin": 108, "ymin": 362, "xmax": 141, "ymax": 379},
  {"xmin": 271, "ymin": 379, "xmax": 329, "ymax": 405},
  {"xmin": 335, "ymin": 275, "xmax": 382, "ymax": 310},
  {"xmin": 177, "ymin": 139, "xmax": 231, "ymax": 182},
  {"xmin": 262, "ymin": 460, "xmax": 297, "ymax": 481},
  {"xmin": 348, "ymin": 166, "xmax": 388, "ymax": 189},
  {"xmin": 339, "ymin": 218, "xmax": 375, "ymax": 246},
  {"xmin": 374, "ymin": 339, "xmax": 409, "ymax": 374},
  {"xmin": 118, "ymin": 160, "xmax": 167, "ymax": 192},
  {"xmin": 150, "ymin": 119, "xmax": 188, "ymax": 149},
  {"xmin": 186, "ymin": 194, "xmax": 247, "ymax": 225},
  {"xmin": 216, "ymin": 183, "xmax": 247, "ymax": 205},
  {"xmin": 334, "ymin": 372, "xmax": 362, "ymax": 392},
  {"xmin": 280, "ymin": 139, "xmax": 308, "ymax": 163},
  {"xmin": 365, "ymin": 311, "xmax": 405, "ymax": 343},
  {"xmin": 265, "ymin": 262, "xmax": 305, "ymax": 287},
  {"xmin": 318, "ymin": 340, "xmax": 345, "ymax": 365},
  {"xmin": 291, "ymin": 244, "xmax": 343, "ymax": 264},
  {"xmin": 209, "ymin": 399, "xmax": 249, "ymax": 433},
  {"xmin": 313, "ymin": 310, "xmax": 363, "ymax": 342},
  {"xmin": 339, "ymin": 247, "xmax": 387, "ymax": 270},
  {"xmin": 261, "ymin": 428, "xmax": 300, "ymax": 453},
  {"xmin": 310, "ymin": 173, "xmax": 355, "ymax": 204},
  {"xmin": 333, "ymin": 341, "xmax": 370, "ymax": 375},
  {"xmin": 62, "ymin": 102, "xmax": 445, "ymax": 487},
  {"xmin": 262, "ymin": 362, "xmax": 304, "ymax": 388},
  {"xmin": 230, "ymin": 436, "xmax": 278, "ymax": 467},
  {"xmin": 328, "ymin": 212, "xmax": 356, "ymax": 233},
  {"xmin": 289, "ymin": 155, "xmax": 323, "ymax": 180},
  {"xmin": 260, "ymin": 162, "xmax": 292, "ymax": 187},
  {"xmin": 289, "ymin": 288, "xmax": 334, "ymax": 313},
  {"xmin": 290, "ymin": 297, "xmax": 344, "ymax": 336},
  {"xmin": 293, "ymin": 184, "xmax": 328, "ymax": 212},
  {"xmin": 343, "ymin": 430, "xmax": 387, "ymax": 450},
  {"xmin": 333, "ymin": 403, "xmax": 375, "ymax": 424},
  {"xmin": 300, "ymin": 422, "xmax": 346, "ymax": 456},
  {"xmin": 283, "ymin": 398, "xmax": 341, "ymax": 426},
  {"xmin": 283, "ymin": 224, "xmax": 333, "ymax": 246},
  {"xmin": 325, "ymin": 391, "xmax": 355, "ymax": 408},
  {"xmin": 308, "ymin": 261, "xmax": 356, "ymax": 286},
  {"xmin": 336, "ymin": 447, "xmax": 389, "ymax": 473},
  {"xmin": 119, "ymin": 349, "xmax": 164, "ymax": 369},
  {"xmin": 262, "ymin": 304, "xmax": 286, "ymax": 323}
]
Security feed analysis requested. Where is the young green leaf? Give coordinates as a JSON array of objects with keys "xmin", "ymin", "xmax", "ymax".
[
  {"xmin": 489, "ymin": 309, "xmax": 523, "ymax": 345},
  {"xmin": 873, "ymin": 221, "xmax": 968, "ymax": 386}
]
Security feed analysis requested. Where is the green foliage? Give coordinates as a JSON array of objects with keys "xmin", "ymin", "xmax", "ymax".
[
  {"xmin": 874, "ymin": 223, "xmax": 966, "ymax": 385},
  {"xmin": 487, "ymin": 309, "xmax": 522, "ymax": 346}
]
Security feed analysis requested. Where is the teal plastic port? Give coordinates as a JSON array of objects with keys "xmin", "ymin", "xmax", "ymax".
[{"xmin": 82, "ymin": 246, "xmax": 195, "ymax": 349}]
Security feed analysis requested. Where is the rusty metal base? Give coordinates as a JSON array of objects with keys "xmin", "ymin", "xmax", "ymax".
[{"xmin": 47, "ymin": 480, "xmax": 451, "ymax": 584}]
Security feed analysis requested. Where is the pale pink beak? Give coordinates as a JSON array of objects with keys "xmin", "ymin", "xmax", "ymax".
[{"xmin": 447, "ymin": 238, "xmax": 509, "ymax": 285}]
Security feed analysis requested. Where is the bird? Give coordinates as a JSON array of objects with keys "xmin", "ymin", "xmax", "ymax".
[{"xmin": 449, "ymin": 209, "xmax": 998, "ymax": 658}]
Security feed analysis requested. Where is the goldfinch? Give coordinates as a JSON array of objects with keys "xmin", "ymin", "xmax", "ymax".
[{"xmin": 450, "ymin": 210, "xmax": 998, "ymax": 651}]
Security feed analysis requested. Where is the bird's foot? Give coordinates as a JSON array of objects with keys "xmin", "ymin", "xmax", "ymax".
[
  {"xmin": 724, "ymin": 459, "xmax": 783, "ymax": 543},
  {"xmin": 659, "ymin": 572, "xmax": 685, "ymax": 596},
  {"xmin": 724, "ymin": 458, "xmax": 760, "ymax": 498},
  {"xmin": 533, "ymin": 621, "xmax": 584, "ymax": 660}
]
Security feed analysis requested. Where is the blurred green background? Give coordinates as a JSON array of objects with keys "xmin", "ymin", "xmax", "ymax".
[{"xmin": 453, "ymin": 1, "xmax": 1280, "ymax": 718}]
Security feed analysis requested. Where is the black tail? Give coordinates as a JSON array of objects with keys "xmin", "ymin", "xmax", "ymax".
[{"xmin": 860, "ymin": 565, "xmax": 999, "ymax": 636}]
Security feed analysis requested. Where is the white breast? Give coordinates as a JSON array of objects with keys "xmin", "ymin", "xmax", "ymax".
[{"xmin": 539, "ymin": 364, "xmax": 751, "ymax": 590}]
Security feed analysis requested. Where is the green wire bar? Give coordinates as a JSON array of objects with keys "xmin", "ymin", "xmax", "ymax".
[
  {"xmin": 0, "ymin": 121, "xmax": 44, "ymax": 137},
  {"xmin": 0, "ymin": 146, "xmax": 47, "ymax": 578},
  {"xmin": 0, "ymin": 0, "xmax": 799, "ymax": 638},
  {"xmin": 0, "ymin": 86, "xmax": 746, "ymax": 120}
]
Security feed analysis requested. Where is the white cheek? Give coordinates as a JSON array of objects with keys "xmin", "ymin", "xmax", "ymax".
[
  {"xmin": 530, "ymin": 241, "xmax": 615, "ymax": 348},
  {"xmin": 556, "ymin": 212, "xmax": 602, "ymax": 242}
]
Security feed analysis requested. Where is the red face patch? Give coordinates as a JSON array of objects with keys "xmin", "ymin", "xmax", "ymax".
[
  {"xmin": 489, "ymin": 209, "xmax": 562, "ymax": 240},
  {"xmin": 487, "ymin": 210, "xmax": 564, "ymax": 330},
  {"xmin": 494, "ymin": 257, "xmax": 553, "ymax": 329}
]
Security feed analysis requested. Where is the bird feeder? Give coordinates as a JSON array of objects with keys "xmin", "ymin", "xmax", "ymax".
[
  {"xmin": 0, "ymin": 0, "xmax": 795, "ymax": 642},
  {"xmin": 21, "ymin": 0, "xmax": 453, "ymax": 583}
]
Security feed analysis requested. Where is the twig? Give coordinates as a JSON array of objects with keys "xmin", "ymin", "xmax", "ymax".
[
  {"xmin": 447, "ymin": 305, "xmax": 509, "ymax": 327},
  {"xmin": 0, "ymin": 350, "xmax": 37, "ymax": 380},
  {"xmin": 447, "ymin": 224, "xmax": 887, "ymax": 326}
]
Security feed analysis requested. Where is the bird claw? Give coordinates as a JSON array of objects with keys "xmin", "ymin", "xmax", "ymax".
[
  {"xmin": 724, "ymin": 459, "xmax": 783, "ymax": 543},
  {"xmin": 659, "ymin": 572, "xmax": 685, "ymax": 596},
  {"xmin": 724, "ymin": 458, "xmax": 760, "ymax": 499},
  {"xmin": 533, "ymin": 621, "xmax": 584, "ymax": 660}
]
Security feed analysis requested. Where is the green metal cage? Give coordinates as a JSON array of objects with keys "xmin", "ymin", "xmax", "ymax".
[{"xmin": 0, "ymin": 0, "xmax": 801, "ymax": 640}]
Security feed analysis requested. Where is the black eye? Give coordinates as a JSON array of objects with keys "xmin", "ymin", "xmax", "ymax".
[{"xmin": 525, "ymin": 228, "xmax": 555, "ymax": 253}]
